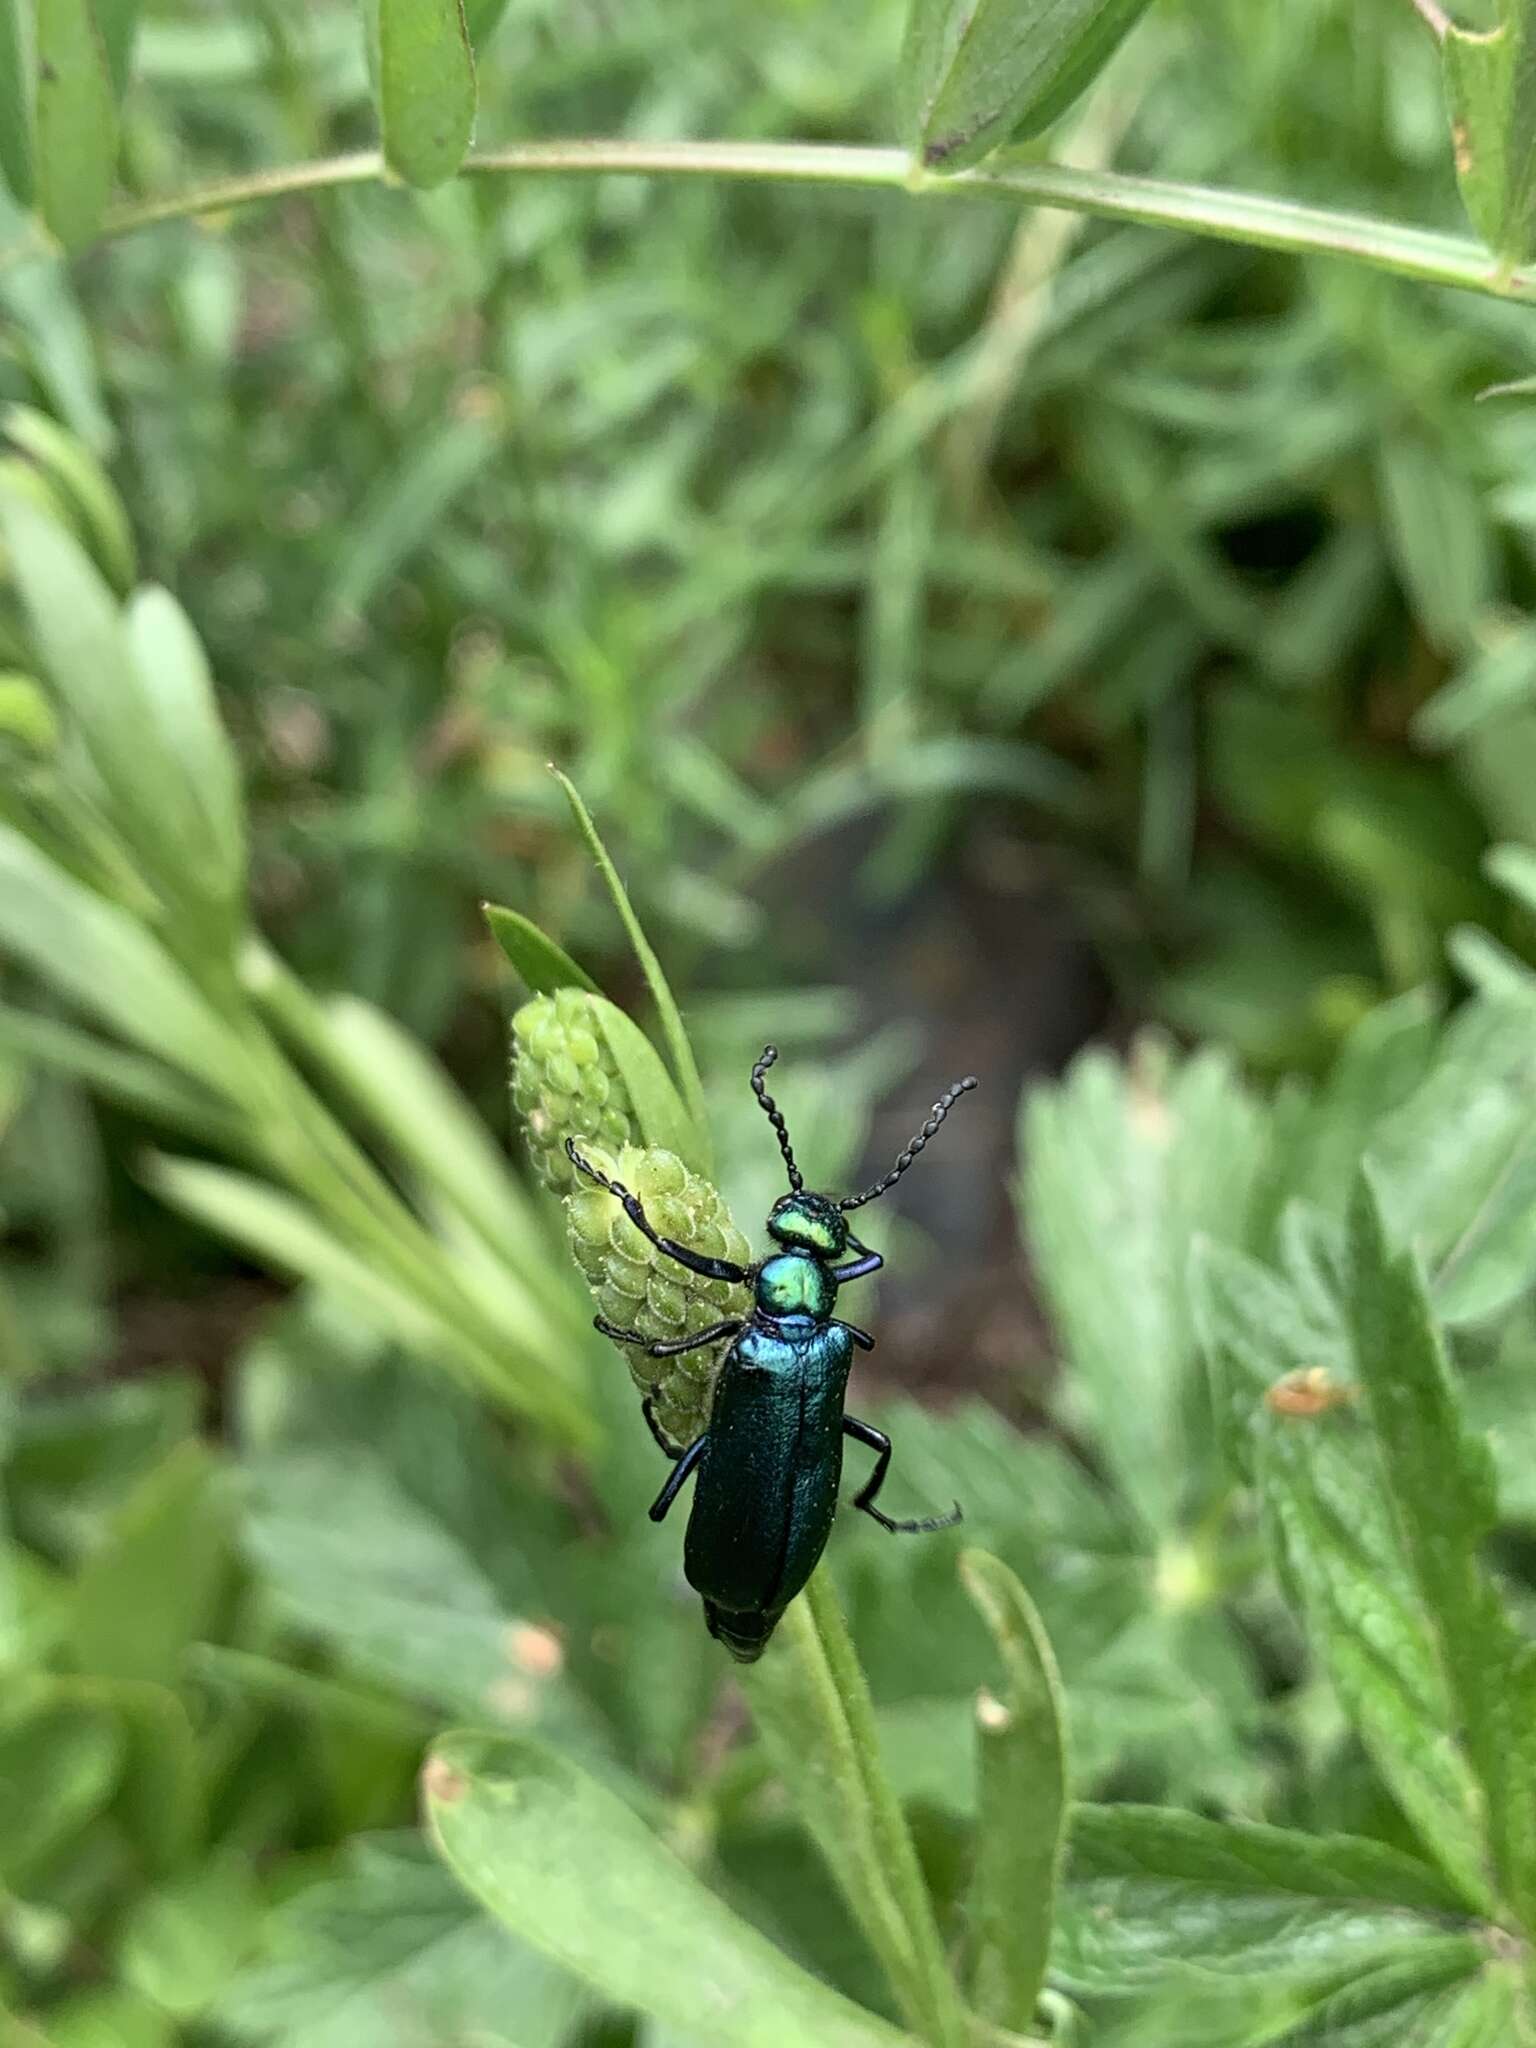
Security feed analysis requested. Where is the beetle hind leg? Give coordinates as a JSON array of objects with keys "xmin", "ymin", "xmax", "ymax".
[{"xmin": 843, "ymin": 1414, "xmax": 962, "ymax": 1535}]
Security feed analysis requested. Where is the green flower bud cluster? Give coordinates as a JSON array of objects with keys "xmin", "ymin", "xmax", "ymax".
[
  {"xmin": 511, "ymin": 990, "xmax": 635, "ymax": 1192},
  {"xmin": 565, "ymin": 1144, "xmax": 752, "ymax": 1446}
]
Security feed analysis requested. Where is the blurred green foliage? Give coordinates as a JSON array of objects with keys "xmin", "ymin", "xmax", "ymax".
[{"xmin": 5, "ymin": 0, "xmax": 1536, "ymax": 2043}]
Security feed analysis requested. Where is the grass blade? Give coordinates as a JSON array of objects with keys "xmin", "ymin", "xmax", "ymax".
[{"xmin": 552, "ymin": 768, "xmax": 711, "ymax": 1172}]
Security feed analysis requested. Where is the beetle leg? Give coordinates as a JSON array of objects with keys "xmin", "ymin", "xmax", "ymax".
[
  {"xmin": 836, "ymin": 1319, "xmax": 876, "ymax": 1351},
  {"xmin": 649, "ymin": 1433, "xmax": 708, "ymax": 1522},
  {"xmin": 642, "ymin": 1396, "xmax": 684, "ymax": 1461},
  {"xmin": 566, "ymin": 1141, "xmax": 752, "ymax": 1283},
  {"xmin": 843, "ymin": 1415, "xmax": 962, "ymax": 1534},
  {"xmin": 594, "ymin": 1313, "xmax": 743, "ymax": 1358},
  {"xmin": 832, "ymin": 1250, "xmax": 883, "ymax": 1284}
]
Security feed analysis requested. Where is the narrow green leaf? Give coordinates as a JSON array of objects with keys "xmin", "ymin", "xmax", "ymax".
[
  {"xmin": 1377, "ymin": 436, "xmax": 1494, "ymax": 653},
  {"xmin": 91, "ymin": 0, "xmax": 139, "ymax": 97},
  {"xmin": 377, "ymin": 0, "xmax": 475, "ymax": 190},
  {"xmin": 0, "ymin": 248, "xmax": 113, "ymax": 452},
  {"xmin": 3, "ymin": 403, "xmax": 135, "ymax": 591},
  {"xmin": 145, "ymin": 1153, "xmax": 586, "ymax": 1442},
  {"xmin": 1056, "ymin": 1804, "xmax": 1474, "ymax": 1994},
  {"xmin": 1351, "ymin": 1171, "xmax": 1536, "ymax": 1932},
  {"xmin": 1415, "ymin": 621, "xmax": 1536, "ymax": 748},
  {"xmin": 0, "ymin": 828, "xmax": 243, "ymax": 1093},
  {"xmin": 0, "ymin": 0, "xmax": 34, "ymax": 206},
  {"xmin": 70, "ymin": 1442, "xmax": 230, "ymax": 1687},
  {"xmin": 742, "ymin": 1573, "xmax": 968, "ymax": 2048},
  {"xmin": 0, "ymin": 1003, "xmax": 239, "ymax": 1141},
  {"xmin": 588, "ymin": 994, "xmax": 705, "ymax": 1175},
  {"xmin": 903, "ymin": 0, "xmax": 1153, "ymax": 171},
  {"xmin": 0, "ymin": 670, "xmax": 58, "ymax": 752},
  {"xmin": 1444, "ymin": 0, "xmax": 1536, "ymax": 270},
  {"xmin": 959, "ymin": 1550, "xmax": 1067, "ymax": 2036},
  {"xmin": 483, "ymin": 902, "xmax": 599, "ymax": 996},
  {"xmin": 424, "ymin": 1730, "xmax": 918, "ymax": 2048},
  {"xmin": 0, "ymin": 490, "xmax": 227, "ymax": 917},
  {"xmin": 324, "ymin": 410, "xmax": 500, "ymax": 619},
  {"xmin": 144, "ymin": 1154, "xmax": 468, "ymax": 1356},
  {"xmin": 34, "ymin": 0, "xmax": 118, "ymax": 249},
  {"xmin": 552, "ymin": 769, "xmax": 711, "ymax": 1172},
  {"xmin": 125, "ymin": 585, "xmax": 246, "ymax": 906},
  {"xmin": 1487, "ymin": 840, "xmax": 1536, "ymax": 917}
]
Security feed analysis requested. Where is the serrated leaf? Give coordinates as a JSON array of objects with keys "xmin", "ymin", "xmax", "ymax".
[
  {"xmin": 1444, "ymin": 0, "xmax": 1536, "ymax": 270},
  {"xmin": 424, "ymin": 1731, "xmax": 918, "ymax": 2048},
  {"xmin": 34, "ymin": 0, "xmax": 118, "ymax": 249},
  {"xmin": 1194, "ymin": 1238, "xmax": 1495, "ymax": 1911},
  {"xmin": 242, "ymin": 1443, "xmax": 589, "ymax": 1737},
  {"xmin": 377, "ymin": 0, "xmax": 475, "ymax": 190},
  {"xmin": 1056, "ymin": 1804, "xmax": 1475, "ymax": 1995},
  {"xmin": 553, "ymin": 769, "xmax": 711, "ymax": 1172},
  {"xmin": 903, "ymin": 0, "xmax": 1153, "ymax": 170},
  {"xmin": 1024, "ymin": 1036, "xmax": 1265, "ymax": 1533},
  {"xmin": 959, "ymin": 1550, "xmax": 1067, "ymax": 2035},
  {"xmin": 1251, "ymin": 991, "xmax": 1439, "ymax": 1247},
  {"xmin": 483, "ymin": 902, "xmax": 599, "ymax": 996},
  {"xmin": 1366, "ymin": 998, "xmax": 1536, "ymax": 1325},
  {"xmin": 1351, "ymin": 1172, "xmax": 1536, "ymax": 1933},
  {"xmin": 0, "ymin": 0, "xmax": 34, "ymax": 206}
]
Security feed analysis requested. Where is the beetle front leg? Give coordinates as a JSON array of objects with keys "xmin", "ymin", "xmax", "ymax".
[
  {"xmin": 566, "ymin": 1141, "xmax": 751, "ymax": 1284},
  {"xmin": 843, "ymin": 1415, "xmax": 962, "ymax": 1534},
  {"xmin": 649, "ymin": 1433, "xmax": 708, "ymax": 1521}
]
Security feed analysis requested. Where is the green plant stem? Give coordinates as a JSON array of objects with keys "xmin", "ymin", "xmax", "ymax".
[
  {"xmin": 743, "ymin": 1571, "xmax": 970, "ymax": 2048},
  {"xmin": 0, "ymin": 140, "xmax": 1520, "ymax": 303}
]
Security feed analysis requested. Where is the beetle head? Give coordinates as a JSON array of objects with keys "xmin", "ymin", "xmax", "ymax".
[{"xmin": 767, "ymin": 1190, "xmax": 849, "ymax": 1258}]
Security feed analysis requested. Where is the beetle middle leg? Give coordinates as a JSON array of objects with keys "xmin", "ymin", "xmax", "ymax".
[
  {"xmin": 566, "ymin": 1141, "xmax": 751, "ymax": 1284},
  {"xmin": 843, "ymin": 1415, "xmax": 962, "ymax": 1534},
  {"xmin": 649, "ymin": 1434, "xmax": 708, "ymax": 1522}
]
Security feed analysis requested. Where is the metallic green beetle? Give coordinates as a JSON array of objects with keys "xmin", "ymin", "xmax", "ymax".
[{"xmin": 567, "ymin": 1047, "xmax": 976, "ymax": 1661}]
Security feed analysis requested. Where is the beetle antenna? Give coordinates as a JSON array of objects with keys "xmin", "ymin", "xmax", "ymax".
[
  {"xmin": 839, "ymin": 1075, "xmax": 978, "ymax": 1212},
  {"xmin": 751, "ymin": 1045, "xmax": 803, "ymax": 1192}
]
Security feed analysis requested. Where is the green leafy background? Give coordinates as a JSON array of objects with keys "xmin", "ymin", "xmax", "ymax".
[{"xmin": 6, "ymin": 1, "xmax": 1536, "ymax": 2045}]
